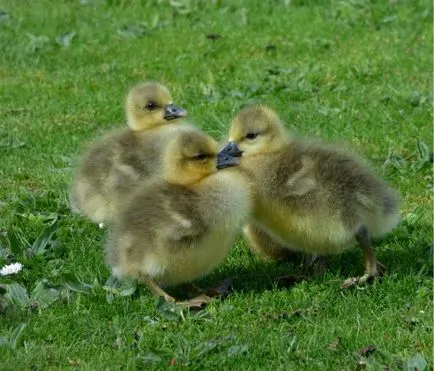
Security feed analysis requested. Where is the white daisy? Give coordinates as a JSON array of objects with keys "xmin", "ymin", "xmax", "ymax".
[{"xmin": 0, "ymin": 262, "xmax": 23, "ymax": 276}]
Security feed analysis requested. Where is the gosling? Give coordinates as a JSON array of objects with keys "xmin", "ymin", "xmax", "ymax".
[
  {"xmin": 219, "ymin": 104, "xmax": 399, "ymax": 287},
  {"xmin": 70, "ymin": 81, "xmax": 188, "ymax": 226},
  {"xmin": 105, "ymin": 129, "xmax": 252, "ymax": 307}
]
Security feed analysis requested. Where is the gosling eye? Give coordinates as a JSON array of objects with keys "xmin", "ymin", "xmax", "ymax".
[
  {"xmin": 246, "ymin": 132, "xmax": 258, "ymax": 140},
  {"xmin": 193, "ymin": 153, "xmax": 209, "ymax": 160},
  {"xmin": 145, "ymin": 101, "xmax": 157, "ymax": 111}
]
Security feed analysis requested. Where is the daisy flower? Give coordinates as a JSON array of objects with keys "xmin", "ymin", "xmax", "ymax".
[{"xmin": 0, "ymin": 262, "xmax": 23, "ymax": 276}]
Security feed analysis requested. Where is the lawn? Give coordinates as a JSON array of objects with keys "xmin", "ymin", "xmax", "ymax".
[{"xmin": 0, "ymin": 0, "xmax": 432, "ymax": 369}]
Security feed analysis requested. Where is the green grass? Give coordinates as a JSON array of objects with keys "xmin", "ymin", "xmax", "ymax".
[{"xmin": 0, "ymin": 0, "xmax": 432, "ymax": 369}]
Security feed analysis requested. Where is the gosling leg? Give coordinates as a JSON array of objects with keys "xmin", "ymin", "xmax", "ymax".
[
  {"xmin": 303, "ymin": 254, "xmax": 328, "ymax": 277},
  {"xmin": 177, "ymin": 294, "xmax": 213, "ymax": 309},
  {"xmin": 179, "ymin": 282, "xmax": 203, "ymax": 295},
  {"xmin": 141, "ymin": 275, "xmax": 212, "ymax": 309},
  {"xmin": 341, "ymin": 226, "xmax": 385, "ymax": 288},
  {"xmin": 139, "ymin": 274, "xmax": 176, "ymax": 304},
  {"xmin": 357, "ymin": 226, "xmax": 385, "ymax": 284}
]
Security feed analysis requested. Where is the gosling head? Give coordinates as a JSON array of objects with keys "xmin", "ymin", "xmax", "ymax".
[
  {"xmin": 162, "ymin": 130, "xmax": 220, "ymax": 187},
  {"xmin": 125, "ymin": 82, "xmax": 187, "ymax": 131},
  {"xmin": 221, "ymin": 104, "xmax": 288, "ymax": 159}
]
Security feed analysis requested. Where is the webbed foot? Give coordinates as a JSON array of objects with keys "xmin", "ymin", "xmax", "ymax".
[{"xmin": 176, "ymin": 294, "xmax": 213, "ymax": 309}]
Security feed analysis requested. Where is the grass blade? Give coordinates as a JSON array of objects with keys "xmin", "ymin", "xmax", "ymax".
[
  {"xmin": 9, "ymin": 323, "xmax": 27, "ymax": 349},
  {"xmin": 6, "ymin": 228, "xmax": 24, "ymax": 258}
]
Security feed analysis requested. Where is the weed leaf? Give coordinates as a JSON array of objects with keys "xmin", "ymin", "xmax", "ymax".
[
  {"xmin": 0, "ymin": 135, "xmax": 25, "ymax": 148},
  {"xmin": 31, "ymin": 217, "xmax": 58, "ymax": 256},
  {"xmin": 117, "ymin": 24, "xmax": 149, "ymax": 38},
  {"xmin": 155, "ymin": 297, "xmax": 185, "ymax": 321},
  {"xmin": 118, "ymin": 277, "xmax": 137, "ymax": 297},
  {"xmin": 405, "ymin": 353, "xmax": 427, "ymax": 371},
  {"xmin": 5, "ymin": 283, "xmax": 30, "ymax": 308},
  {"xmin": 327, "ymin": 336, "xmax": 341, "ymax": 351},
  {"xmin": 227, "ymin": 344, "xmax": 249, "ymax": 357},
  {"xmin": 56, "ymin": 32, "xmax": 76, "ymax": 47},
  {"xmin": 138, "ymin": 353, "xmax": 163, "ymax": 365},
  {"xmin": 26, "ymin": 33, "xmax": 50, "ymax": 53},
  {"xmin": 356, "ymin": 344, "xmax": 377, "ymax": 357},
  {"xmin": 0, "ymin": 9, "xmax": 10, "ymax": 25},
  {"xmin": 0, "ymin": 336, "xmax": 8, "ymax": 346},
  {"xmin": 192, "ymin": 336, "xmax": 232, "ymax": 358},
  {"xmin": 169, "ymin": 0, "xmax": 193, "ymax": 14},
  {"xmin": 62, "ymin": 273, "xmax": 92, "ymax": 294},
  {"xmin": 31, "ymin": 281, "xmax": 60, "ymax": 309},
  {"xmin": 102, "ymin": 275, "xmax": 136, "ymax": 297}
]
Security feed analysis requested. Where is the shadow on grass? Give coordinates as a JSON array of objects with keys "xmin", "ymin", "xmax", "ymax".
[
  {"xmin": 192, "ymin": 224, "xmax": 433, "ymax": 297},
  {"xmin": 65, "ymin": 220, "xmax": 432, "ymax": 303}
]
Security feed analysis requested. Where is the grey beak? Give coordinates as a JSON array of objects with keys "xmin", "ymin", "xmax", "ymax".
[
  {"xmin": 219, "ymin": 142, "xmax": 243, "ymax": 157},
  {"xmin": 164, "ymin": 104, "xmax": 187, "ymax": 120},
  {"xmin": 216, "ymin": 152, "xmax": 240, "ymax": 170}
]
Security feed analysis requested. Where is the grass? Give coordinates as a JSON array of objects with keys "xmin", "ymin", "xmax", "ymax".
[{"xmin": 0, "ymin": 0, "xmax": 432, "ymax": 369}]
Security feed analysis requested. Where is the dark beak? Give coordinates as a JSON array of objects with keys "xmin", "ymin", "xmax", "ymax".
[
  {"xmin": 216, "ymin": 152, "xmax": 240, "ymax": 170},
  {"xmin": 164, "ymin": 104, "xmax": 187, "ymax": 121},
  {"xmin": 219, "ymin": 142, "xmax": 243, "ymax": 157}
]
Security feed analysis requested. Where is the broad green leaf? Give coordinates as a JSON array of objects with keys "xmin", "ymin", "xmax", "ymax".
[
  {"xmin": 5, "ymin": 283, "xmax": 30, "ymax": 308},
  {"xmin": 31, "ymin": 281, "xmax": 60, "ymax": 309},
  {"xmin": 31, "ymin": 217, "xmax": 59, "ymax": 256},
  {"xmin": 155, "ymin": 296, "xmax": 185, "ymax": 321},
  {"xmin": 0, "ymin": 135, "xmax": 25, "ymax": 148},
  {"xmin": 404, "ymin": 207, "xmax": 426, "ymax": 226},
  {"xmin": 193, "ymin": 339, "xmax": 220, "ymax": 358},
  {"xmin": 405, "ymin": 353, "xmax": 427, "ymax": 371},
  {"xmin": 106, "ymin": 291, "xmax": 114, "ymax": 305},
  {"xmin": 102, "ymin": 275, "xmax": 137, "ymax": 297},
  {"xmin": 26, "ymin": 33, "xmax": 50, "ymax": 53},
  {"xmin": 382, "ymin": 153, "xmax": 406, "ymax": 173},
  {"xmin": 61, "ymin": 273, "xmax": 92, "ymax": 294},
  {"xmin": 192, "ymin": 335, "xmax": 233, "ymax": 359},
  {"xmin": 56, "ymin": 31, "xmax": 76, "ymax": 47},
  {"xmin": 104, "ymin": 274, "xmax": 118, "ymax": 288},
  {"xmin": 117, "ymin": 24, "xmax": 150, "ymax": 38},
  {"xmin": 0, "ymin": 337, "xmax": 8, "ymax": 347},
  {"xmin": 169, "ymin": 0, "xmax": 194, "ymax": 14},
  {"xmin": 138, "ymin": 354, "xmax": 163, "ymax": 365},
  {"xmin": 103, "ymin": 275, "xmax": 118, "ymax": 304},
  {"xmin": 142, "ymin": 315, "xmax": 160, "ymax": 326},
  {"xmin": 0, "ymin": 9, "xmax": 10, "ymax": 25},
  {"xmin": 118, "ymin": 277, "xmax": 137, "ymax": 297},
  {"xmin": 0, "ymin": 245, "xmax": 6, "ymax": 259},
  {"xmin": 227, "ymin": 344, "xmax": 249, "ymax": 357}
]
